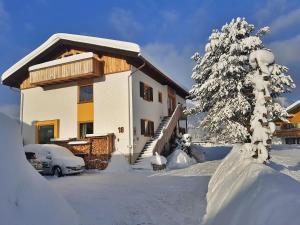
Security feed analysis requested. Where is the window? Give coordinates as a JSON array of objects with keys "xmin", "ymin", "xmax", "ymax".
[
  {"xmin": 38, "ymin": 125, "xmax": 54, "ymax": 144},
  {"xmin": 285, "ymin": 123, "xmax": 296, "ymax": 129},
  {"xmin": 140, "ymin": 82, "xmax": 153, "ymax": 102},
  {"xmin": 158, "ymin": 92, "xmax": 162, "ymax": 103},
  {"xmin": 286, "ymin": 138, "xmax": 300, "ymax": 144},
  {"xmin": 141, "ymin": 119, "xmax": 154, "ymax": 137},
  {"xmin": 79, "ymin": 85, "xmax": 93, "ymax": 103},
  {"xmin": 79, "ymin": 122, "xmax": 93, "ymax": 138},
  {"xmin": 35, "ymin": 119, "xmax": 59, "ymax": 144}
]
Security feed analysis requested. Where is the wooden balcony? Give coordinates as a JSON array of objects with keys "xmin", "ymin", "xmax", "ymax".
[
  {"xmin": 274, "ymin": 129, "xmax": 300, "ymax": 137},
  {"xmin": 29, "ymin": 52, "xmax": 103, "ymax": 86}
]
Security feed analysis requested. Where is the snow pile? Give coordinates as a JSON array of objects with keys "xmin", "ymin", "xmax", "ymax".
[
  {"xmin": 150, "ymin": 152, "xmax": 167, "ymax": 165},
  {"xmin": 0, "ymin": 113, "xmax": 79, "ymax": 225},
  {"xmin": 190, "ymin": 144, "xmax": 206, "ymax": 162},
  {"xmin": 105, "ymin": 150, "xmax": 132, "ymax": 173},
  {"xmin": 167, "ymin": 149, "xmax": 196, "ymax": 169},
  {"xmin": 200, "ymin": 145, "xmax": 231, "ymax": 161},
  {"xmin": 203, "ymin": 144, "xmax": 300, "ymax": 225}
]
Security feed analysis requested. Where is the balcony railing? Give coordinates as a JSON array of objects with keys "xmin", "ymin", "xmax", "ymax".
[
  {"xmin": 274, "ymin": 128, "xmax": 300, "ymax": 137},
  {"xmin": 29, "ymin": 52, "xmax": 102, "ymax": 86}
]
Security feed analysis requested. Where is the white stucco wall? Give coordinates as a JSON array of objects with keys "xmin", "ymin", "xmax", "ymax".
[
  {"xmin": 21, "ymin": 67, "xmax": 186, "ymax": 163},
  {"xmin": 21, "ymin": 82, "xmax": 78, "ymax": 145},
  {"xmin": 21, "ymin": 71, "xmax": 132, "ymax": 158},
  {"xmin": 93, "ymin": 71, "xmax": 131, "ymax": 157},
  {"xmin": 131, "ymin": 68, "xmax": 170, "ymax": 161}
]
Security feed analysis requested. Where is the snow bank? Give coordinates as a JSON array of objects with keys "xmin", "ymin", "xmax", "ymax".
[
  {"xmin": 167, "ymin": 149, "xmax": 196, "ymax": 169},
  {"xmin": 105, "ymin": 150, "xmax": 132, "ymax": 173},
  {"xmin": 191, "ymin": 144, "xmax": 231, "ymax": 161},
  {"xmin": 0, "ymin": 113, "xmax": 79, "ymax": 225},
  {"xmin": 190, "ymin": 144, "xmax": 205, "ymax": 162},
  {"xmin": 204, "ymin": 144, "xmax": 300, "ymax": 225}
]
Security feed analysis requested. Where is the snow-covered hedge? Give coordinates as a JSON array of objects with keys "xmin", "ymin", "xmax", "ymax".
[
  {"xmin": 203, "ymin": 144, "xmax": 300, "ymax": 225},
  {"xmin": 0, "ymin": 113, "xmax": 79, "ymax": 225}
]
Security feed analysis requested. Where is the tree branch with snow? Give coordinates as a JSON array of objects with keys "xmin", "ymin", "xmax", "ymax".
[{"xmin": 186, "ymin": 17, "xmax": 295, "ymax": 161}]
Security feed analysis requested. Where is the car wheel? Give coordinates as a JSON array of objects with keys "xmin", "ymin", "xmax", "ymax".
[{"xmin": 53, "ymin": 166, "xmax": 63, "ymax": 177}]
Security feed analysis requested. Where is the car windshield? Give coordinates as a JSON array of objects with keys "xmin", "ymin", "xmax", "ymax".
[
  {"xmin": 25, "ymin": 152, "xmax": 36, "ymax": 160},
  {"xmin": 46, "ymin": 146, "xmax": 74, "ymax": 157}
]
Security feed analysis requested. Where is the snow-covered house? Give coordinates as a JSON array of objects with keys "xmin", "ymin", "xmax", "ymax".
[
  {"xmin": 275, "ymin": 101, "xmax": 300, "ymax": 144},
  {"xmin": 1, "ymin": 33, "xmax": 188, "ymax": 168}
]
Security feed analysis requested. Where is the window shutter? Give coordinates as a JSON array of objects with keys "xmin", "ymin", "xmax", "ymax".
[
  {"xmin": 141, "ymin": 119, "xmax": 145, "ymax": 135},
  {"xmin": 150, "ymin": 121, "xmax": 154, "ymax": 136},
  {"xmin": 140, "ymin": 82, "xmax": 144, "ymax": 98},
  {"xmin": 150, "ymin": 87, "xmax": 153, "ymax": 101}
]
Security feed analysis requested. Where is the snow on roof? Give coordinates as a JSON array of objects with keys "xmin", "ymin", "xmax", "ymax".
[
  {"xmin": 1, "ymin": 33, "xmax": 140, "ymax": 81},
  {"xmin": 286, "ymin": 100, "xmax": 300, "ymax": 113},
  {"xmin": 29, "ymin": 52, "xmax": 96, "ymax": 71}
]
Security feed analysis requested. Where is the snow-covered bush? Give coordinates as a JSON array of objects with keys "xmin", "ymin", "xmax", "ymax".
[
  {"xmin": 151, "ymin": 152, "xmax": 167, "ymax": 166},
  {"xmin": 0, "ymin": 113, "xmax": 79, "ymax": 225},
  {"xmin": 186, "ymin": 18, "xmax": 294, "ymax": 146},
  {"xmin": 167, "ymin": 149, "xmax": 196, "ymax": 169},
  {"xmin": 203, "ymin": 144, "xmax": 300, "ymax": 225}
]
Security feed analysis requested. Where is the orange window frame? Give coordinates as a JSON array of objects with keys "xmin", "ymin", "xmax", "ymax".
[{"xmin": 35, "ymin": 119, "xmax": 60, "ymax": 144}]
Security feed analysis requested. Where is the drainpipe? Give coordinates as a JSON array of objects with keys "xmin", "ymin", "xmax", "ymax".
[
  {"xmin": 127, "ymin": 54, "xmax": 146, "ymax": 164},
  {"xmin": 9, "ymin": 87, "xmax": 24, "ymax": 135}
]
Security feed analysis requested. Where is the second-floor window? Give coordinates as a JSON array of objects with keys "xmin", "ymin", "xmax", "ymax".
[
  {"xmin": 79, "ymin": 84, "xmax": 93, "ymax": 103},
  {"xmin": 158, "ymin": 92, "xmax": 162, "ymax": 103},
  {"xmin": 140, "ymin": 82, "xmax": 153, "ymax": 102}
]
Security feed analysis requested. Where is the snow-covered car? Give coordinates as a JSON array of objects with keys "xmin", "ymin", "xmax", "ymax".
[
  {"xmin": 24, "ymin": 144, "xmax": 85, "ymax": 177},
  {"xmin": 25, "ymin": 152, "xmax": 43, "ymax": 172}
]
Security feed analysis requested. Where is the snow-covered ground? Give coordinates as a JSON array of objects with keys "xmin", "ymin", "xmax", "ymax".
[
  {"xmin": 46, "ymin": 146, "xmax": 227, "ymax": 225},
  {"xmin": 204, "ymin": 144, "xmax": 300, "ymax": 225},
  {"xmin": 47, "ymin": 161, "xmax": 216, "ymax": 225},
  {"xmin": 270, "ymin": 145, "xmax": 300, "ymax": 181},
  {"xmin": 43, "ymin": 144, "xmax": 300, "ymax": 225},
  {"xmin": 0, "ymin": 113, "xmax": 79, "ymax": 225}
]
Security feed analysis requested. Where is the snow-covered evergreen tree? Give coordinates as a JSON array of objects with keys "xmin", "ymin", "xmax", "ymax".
[{"xmin": 187, "ymin": 17, "xmax": 295, "ymax": 146}]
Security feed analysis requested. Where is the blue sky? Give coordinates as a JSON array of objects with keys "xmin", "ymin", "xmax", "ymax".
[{"xmin": 0, "ymin": 0, "xmax": 299, "ymax": 115}]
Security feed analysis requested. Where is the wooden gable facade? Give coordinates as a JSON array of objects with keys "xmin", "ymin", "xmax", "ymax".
[{"xmin": 20, "ymin": 47, "xmax": 131, "ymax": 89}]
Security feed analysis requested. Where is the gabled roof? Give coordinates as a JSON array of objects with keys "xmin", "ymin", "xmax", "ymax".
[
  {"xmin": 1, "ymin": 33, "xmax": 188, "ymax": 98},
  {"xmin": 1, "ymin": 33, "xmax": 140, "ymax": 82}
]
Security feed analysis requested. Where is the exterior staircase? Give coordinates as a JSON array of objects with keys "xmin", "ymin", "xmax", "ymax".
[
  {"xmin": 132, "ymin": 117, "xmax": 171, "ymax": 170},
  {"xmin": 132, "ymin": 104, "xmax": 183, "ymax": 170}
]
